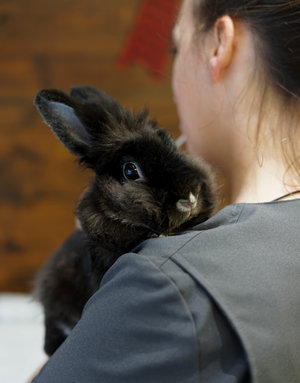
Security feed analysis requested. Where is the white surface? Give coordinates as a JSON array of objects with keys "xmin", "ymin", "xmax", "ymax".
[{"xmin": 0, "ymin": 293, "xmax": 46, "ymax": 383}]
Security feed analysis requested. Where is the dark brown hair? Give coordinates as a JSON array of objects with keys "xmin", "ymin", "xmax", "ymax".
[{"xmin": 192, "ymin": 0, "xmax": 300, "ymax": 184}]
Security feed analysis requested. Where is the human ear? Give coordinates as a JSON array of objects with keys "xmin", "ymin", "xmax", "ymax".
[{"xmin": 209, "ymin": 15, "xmax": 235, "ymax": 82}]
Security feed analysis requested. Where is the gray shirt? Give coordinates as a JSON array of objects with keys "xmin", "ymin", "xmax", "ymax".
[{"xmin": 33, "ymin": 200, "xmax": 300, "ymax": 382}]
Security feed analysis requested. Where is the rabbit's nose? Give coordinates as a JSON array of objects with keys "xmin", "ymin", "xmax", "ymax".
[{"xmin": 176, "ymin": 193, "xmax": 197, "ymax": 213}]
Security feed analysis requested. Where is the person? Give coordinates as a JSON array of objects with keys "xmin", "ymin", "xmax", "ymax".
[{"xmin": 31, "ymin": 0, "xmax": 300, "ymax": 382}]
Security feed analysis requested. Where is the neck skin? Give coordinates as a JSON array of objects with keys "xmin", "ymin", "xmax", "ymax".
[
  {"xmin": 206, "ymin": 23, "xmax": 300, "ymax": 205},
  {"xmin": 218, "ymin": 95, "xmax": 299, "ymax": 205},
  {"xmin": 225, "ymin": 153, "xmax": 293, "ymax": 204},
  {"xmin": 220, "ymin": 84, "xmax": 300, "ymax": 204}
]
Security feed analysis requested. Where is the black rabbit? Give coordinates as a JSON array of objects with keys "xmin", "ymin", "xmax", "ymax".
[{"xmin": 33, "ymin": 86, "xmax": 218, "ymax": 356}]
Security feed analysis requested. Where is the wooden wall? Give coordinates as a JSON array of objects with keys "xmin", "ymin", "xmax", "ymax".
[{"xmin": 0, "ymin": 0, "xmax": 180, "ymax": 292}]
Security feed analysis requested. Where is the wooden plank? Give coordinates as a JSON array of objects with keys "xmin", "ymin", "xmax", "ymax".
[{"xmin": 0, "ymin": 0, "xmax": 141, "ymax": 56}]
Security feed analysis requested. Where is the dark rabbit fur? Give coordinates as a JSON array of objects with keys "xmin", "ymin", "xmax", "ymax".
[{"xmin": 33, "ymin": 85, "xmax": 217, "ymax": 356}]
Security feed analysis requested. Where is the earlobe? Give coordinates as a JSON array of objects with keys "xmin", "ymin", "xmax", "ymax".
[{"xmin": 209, "ymin": 16, "xmax": 235, "ymax": 82}]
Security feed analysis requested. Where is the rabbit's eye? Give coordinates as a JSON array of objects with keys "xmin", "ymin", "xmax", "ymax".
[{"xmin": 122, "ymin": 162, "xmax": 144, "ymax": 181}]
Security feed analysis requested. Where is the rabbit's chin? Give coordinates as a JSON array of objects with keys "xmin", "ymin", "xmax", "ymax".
[{"xmin": 166, "ymin": 199, "xmax": 202, "ymax": 234}]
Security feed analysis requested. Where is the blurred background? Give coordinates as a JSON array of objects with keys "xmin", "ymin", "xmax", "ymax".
[{"xmin": 0, "ymin": 0, "xmax": 181, "ymax": 294}]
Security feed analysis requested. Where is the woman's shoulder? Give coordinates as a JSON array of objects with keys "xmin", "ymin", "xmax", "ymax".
[
  {"xmin": 126, "ymin": 199, "xmax": 300, "ymax": 300},
  {"xmin": 138, "ymin": 199, "xmax": 300, "ymax": 265}
]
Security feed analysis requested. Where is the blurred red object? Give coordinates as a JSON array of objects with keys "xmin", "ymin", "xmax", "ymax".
[{"xmin": 117, "ymin": 0, "xmax": 181, "ymax": 79}]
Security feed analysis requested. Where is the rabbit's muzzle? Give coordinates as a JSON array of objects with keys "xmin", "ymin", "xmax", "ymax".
[{"xmin": 176, "ymin": 192, "xmax": 197, "ymax": 213}]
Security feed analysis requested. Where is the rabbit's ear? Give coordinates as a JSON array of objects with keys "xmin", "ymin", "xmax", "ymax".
[
  {"xmin": 70, "ymin": 85, "xmax": 125, "ymax": 121},
  {"xmin": 34, "ymin": 89, "xmax": 92, "ymax": 156}
]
